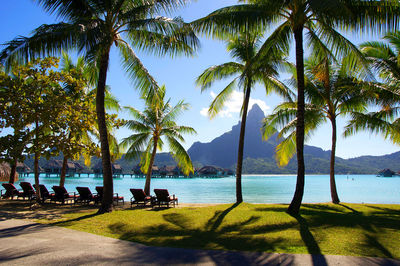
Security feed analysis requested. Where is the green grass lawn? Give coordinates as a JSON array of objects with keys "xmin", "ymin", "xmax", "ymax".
[{"xmin": 40, "ymin": 203, "xmax": 400, "ymax": 259}]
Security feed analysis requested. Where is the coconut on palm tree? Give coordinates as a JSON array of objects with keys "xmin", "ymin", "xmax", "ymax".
[
  {"xmin": 0, "ymin": 0, "xmax": 199, "ymax": 213},
  {"xmin": 196, "ymin": 31, "xmax": 291, "ymax": 203},
  {"xmin": 121, "ymin": 85, "xmax": 196, "ymax": 196},
  {"xmin": 192, "ymin": 0, "xmax": 398, "ymax": 214},
  {"xmin": 263, "ymin": 56, "xmax": 371, "ymax": 203}
]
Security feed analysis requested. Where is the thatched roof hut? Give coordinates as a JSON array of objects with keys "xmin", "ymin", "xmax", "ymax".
[
  {"xmin": 198, "ymin": 166, "xmax": 219, "ymax": 176},
  {"xmin": 0, "ymin": 162, "xmax": 18, "ymax": 182},
  {"xmin": 159, "ymin": 165, "xmax": 175, "ymax": 176},
  {"xmin": 378, "ymin": 168, "xmax": 396, "ymax": 177},
  {"xmin": 133, "ymin": 164, "xmax": 144, "ymax": 175},
  {"xmin": 93, "ymin": 161, "xmax": 123, "ymax": 176},
  {"xmin": 44, "ymin": 159, "xmax": 77, "ymax": 176},
  {"xmin": 73, "ymin": 162, "xmax": 84, "ymax": 172},
  {"xmin": 16, "ymin": 162, "xmax": 31, "ymax": 173}
]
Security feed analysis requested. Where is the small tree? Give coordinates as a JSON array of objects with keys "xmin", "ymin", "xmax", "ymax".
[
  {"xmin": 0, "ymin": 68, "xmax": 32, "ymax": 183},
  {"xmin": 121, "ymin": 85, "xmax": 196, "ymax": 195},
  {"xmin": 4, "ymin": 57, "xmax": 89, "ymax": 203}
]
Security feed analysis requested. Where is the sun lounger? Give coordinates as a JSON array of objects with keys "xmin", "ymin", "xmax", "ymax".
[
  {"xmin": 19, "ymin": 182, "xmax": 36, "ymax": 201},
  {"xmin": 1, "ymin": 183, "xmax": 24, "ymax": 200},
  {"xmin": 95, "ymin": 186, "xmax": 124, "ymax": 205},
  {"xmin": 34, "ymin": 184, "xmax": 55, "ymax": 203},
  {"xmin": 153, "ymin": 189, "xmax": 178, "ymax": 208},
  {"xmin": 51, "ymin": 186, "xmax": 78, "ymax": 205},
  {"xmin": 76, "ymin": 187, "xmax": 99, "ymax": 205},
  {"xmin": 130, "ymin": 188, "xmax": 152, "ymax": 207}
]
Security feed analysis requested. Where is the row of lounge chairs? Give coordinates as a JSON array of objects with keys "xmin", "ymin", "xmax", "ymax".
[
  {"xmin": 130, "ymin": 188, "xmax": 178, "ymax": 208},
  {"xmin": 1, "ymin": 182, "xmax": 178, "ymax": 208},
  {"xmin": 0, "ymin": 183, "xmax": 124, "ymax": 205}
]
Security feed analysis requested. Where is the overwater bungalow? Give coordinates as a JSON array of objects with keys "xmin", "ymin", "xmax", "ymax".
[
  {"xmin": 151, "ymin": 165, "xmax": 160, "ymax": 177},
  {"xmin": 172, "ymin": 166, "xmax": 184, "ymax": 177},
  {"xmin": 93, "ymin": 162, "xmax": 123, "ymax": 178},
  {"xmin": 132, "ymin": 164, "xmax": 162, "ymax": 177},
  {"xmin": 378, "ymin": 168, "xmax": 396, "ymax": 177},
  {"xmin": 132, "ymin": 164, "xmax": 144, "ymax": 177},
  {"xmin": 198, "ymin": 166, "xmax": 219, "ymax": 177},
  {"xmin": 16, "ymin": 162, "xmax": 31, "ymax": 176},
  {"xmin": 44, "ymin": 159, "xmax": 77, "ymax": 177},
  {"xmin": 159, "ymin": 165, "xmax": 175, "ymax": 177},
  {"xmin": 196, "ymin": 166, "xmax": 234, "ymax": 177}
]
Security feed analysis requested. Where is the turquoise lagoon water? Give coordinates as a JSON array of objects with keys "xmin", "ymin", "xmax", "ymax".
[{"xmin": 11, "ymin": 174, "xmax": 400, "ymax": 204}]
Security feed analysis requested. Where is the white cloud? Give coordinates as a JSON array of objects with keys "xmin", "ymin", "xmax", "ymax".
[
  {"xmin": 200, "ymin": 107, "xmax": 209, "ymax": 117},
  {"xmin": 199, "ymin": 90, "xmax": 270, "ymax": 118}
]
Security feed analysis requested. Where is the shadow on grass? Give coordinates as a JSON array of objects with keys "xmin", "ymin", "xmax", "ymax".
[
  {"xmin": 0, "ymin": 200, "xmax": 98, "ymax": 221},
  {"xmin": 363, "ymin": 205, "xmax": 400, "ymax": 216},
  {"xmin": 108, "ymin": 203, "xmax": 288, "ymax": 252},
  {"xmin": 363, "ymin": 234, "xmax": 394, "ymax": 259},
  {"xmin": 338, "ymin": 204, "xmax": 359, "ymax": 213},
  {"xmin": 50, "ymin": 213, "xmax": 99, "ymax": 226},
  {"xmin": 206, "ymin": 202, "xmax": 240, "ymax": 231},
  {"xmin": 289, "ymin": 214, "xmax": 327, "ymax": 266}
]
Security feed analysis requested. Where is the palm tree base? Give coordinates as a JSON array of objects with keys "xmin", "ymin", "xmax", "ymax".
[{"xmin": 97, "ymin": 205, "xmax": 113, "ymax": 214}]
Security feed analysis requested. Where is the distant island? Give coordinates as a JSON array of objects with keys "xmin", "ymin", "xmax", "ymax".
[{"xmin": 21, "ymin": 104, "xmax": 400, "ymax": 175}]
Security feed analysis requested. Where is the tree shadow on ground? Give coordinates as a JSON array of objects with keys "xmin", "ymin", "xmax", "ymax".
[
  {"xmin": 255, "ymin": 204, "xmax": 399, "ymax": 259},
  {"xmin": 362, "ymin": 233, "xmax": 394, "ymax": 259},
  {"xmin": 205, "ymin": 202, "xmax": 240, "ymax": 231},
  {"xmin": 49, "ymin": 213, "xmax": 99, "ymax": 226},
  {"xmin": 289, "ymin": 214, "xmax": 327, "ymax": 266},
  {"xmin": 108, "ymin": 203, "xmax": 288, "ymax": 252},
  {"xmin": 0, "ymin": 200, "xmax": 98, "ymax": 221},
  {"xmin": 338, "ymin": 204, "xmax": 359, "ymax": 213},
  {"xmin": 363, "ymin": 205, "xmax": 400, "ymax": 216}
]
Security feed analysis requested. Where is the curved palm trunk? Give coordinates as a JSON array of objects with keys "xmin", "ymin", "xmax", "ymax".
[
  {"xmin": 235, "ymin": 80, "xmax": 251, "ymax": 203},
  {"xmin": 330, "ymin": 118, "xmax": 340, "ymax": 204},
  {"xmin": 97, "ymin": 47, "xmax": 114, "ymax": 214},
  {"xmin": 287, "ymin": 27, "xmax": 305, "ymax": 215},
  {"xmin": 59, "ymin": 156, "xmax": 68, "ymax": 187},
  {"xmin": 144, "ymin": 136, "xmax": 158, "ymax": 196},
  {"xmin": 9, "ymin": 157, "xmax": 18, "ymax": 184}
]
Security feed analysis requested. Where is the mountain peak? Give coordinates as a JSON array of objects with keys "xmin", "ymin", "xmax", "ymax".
[{"xmin": 247, "ymin": 104, "xmax": 265, "ymax": 124}]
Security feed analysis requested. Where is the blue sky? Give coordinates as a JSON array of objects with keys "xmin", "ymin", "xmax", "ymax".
[{"xmin": 1, "ymin": 0, "xmax": 399, "ymax": 159}]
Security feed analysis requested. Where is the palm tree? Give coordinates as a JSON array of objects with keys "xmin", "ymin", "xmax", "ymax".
[
  {"xmin": 345, "ymin": 31, "xmax": 400, "ymax": 145},
  {"xmin": 121, "ymin": 85, "xmax": 196, "ymax": 195},
  {"xmin": 192, "ymin": 0, "xmax": 398, "ymax": 214},
  {"xmin": 196, "ymin": 31, "xmax": 291, "ymax": 203},
  {"xmin": 263, "ymin": 57, "xmax": 370, "ymax": 203},
  {"xmin": 0, "ymin": 0, "xmax": 199, "ymax": 213}
]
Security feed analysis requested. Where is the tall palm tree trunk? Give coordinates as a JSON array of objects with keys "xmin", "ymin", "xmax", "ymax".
[
  {"xmin": 288, "ymin": 27, "xmax": 305, "ymax": 215},
  {"xmin": 59, "ymin": 156, "xmax": 68, "ymax": 187},
  {"xmin": 34, "ymin": 152, "xmax": 41, "ymax": 204},
  {"xmin": 144, "ymin": 136, "xmax": 158, "ymax": 196},
  {"xmin": 330, "ymin": 118, "xmax": 340, "ymax": 204},
  {"xmin": 33, "ymin": 121, "xmax": 41, "ymax": 203},
  {"xmin": 9, "ymin": 157, "xmax": 18, "ymax": 184},
  {"xmin": 236, "ymin": 80, "xmax": 251, "ymax": 203},
  {"xmin": 97, "ymin": 47, "xmax": 114, "ymax": 214}
]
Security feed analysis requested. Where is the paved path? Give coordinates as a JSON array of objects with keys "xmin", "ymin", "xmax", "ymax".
[{"xmin": 0, "ymin": 219, "xmax": 399, "ymax": 266}]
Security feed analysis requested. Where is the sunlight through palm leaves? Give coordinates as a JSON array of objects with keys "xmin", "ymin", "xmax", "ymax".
[
  {"xmin": 0, "ymin": 0, "xmax": 199, "ymax": 213},
  {"xmin": 196, "ymin": 31, "xmax": 291, "ymax": 203}
]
